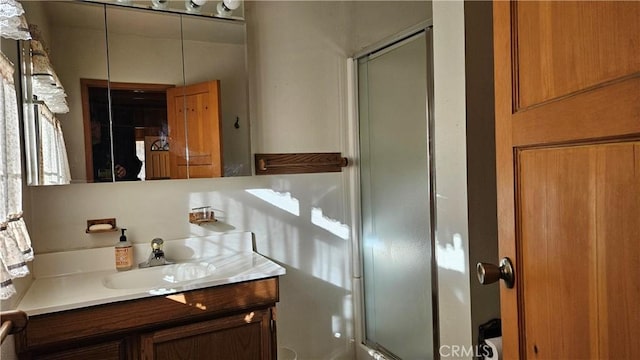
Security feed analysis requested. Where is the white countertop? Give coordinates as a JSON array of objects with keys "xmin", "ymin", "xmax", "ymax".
[{"xmin": 18, "ymin": 233, "xmax": 286, "ymax": 316}]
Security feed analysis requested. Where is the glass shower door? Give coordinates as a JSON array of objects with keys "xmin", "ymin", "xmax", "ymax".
[{"xmin": 358, "ymin": 30, "xmax": 433, "ymax": 359}]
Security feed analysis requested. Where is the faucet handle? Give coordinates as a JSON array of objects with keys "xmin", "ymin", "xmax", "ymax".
[{"xmin": 151, "ymin": 238, "xmax": 164, "ymax": 250}]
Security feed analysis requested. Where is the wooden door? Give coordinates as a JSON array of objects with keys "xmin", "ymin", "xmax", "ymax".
[
  {"xmin": 144, "ymin": 136, "xmax": 170, "ymax": 180},
  {"xmin": 167, "ymin": 80, "xmax": 223, "ymax": 179},
  {"xmin": 493, "ymin": 1, "xmax": 640, "ymax": 358}
]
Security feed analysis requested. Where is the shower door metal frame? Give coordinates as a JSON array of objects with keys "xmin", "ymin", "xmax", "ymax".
[{"xmin": 346, "ymin": 20, "xmax": 437, "ymax": 360}]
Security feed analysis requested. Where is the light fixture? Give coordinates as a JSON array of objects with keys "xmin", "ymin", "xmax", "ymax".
[
  {"xmin": 216, "ymin": 0, "xmax": 240, "ymax": 17},
  {"xmin": 185, "ymin": 0, "xmax": 207, "ymax": 13}
]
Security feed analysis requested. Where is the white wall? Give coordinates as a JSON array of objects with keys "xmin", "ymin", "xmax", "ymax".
[
  {"xmin": 350, "ymin": 1, "xmax": 432, "ymax": 53},
  {"xmin": 248, "ymin": 1, "xmax": 431, "ymax": 154},
  {"xmin": 247, "ymin": 1, "xmax": 351, "ymax": 154},
  {"xmin": 432, "ymin": 0, "xmax": 474, "ymax": 357}
]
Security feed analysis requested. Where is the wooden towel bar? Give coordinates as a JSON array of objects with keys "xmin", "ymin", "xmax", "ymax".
[{"xmin": 0, "ymin": 310, "xmax": 28, "ymax": 345}]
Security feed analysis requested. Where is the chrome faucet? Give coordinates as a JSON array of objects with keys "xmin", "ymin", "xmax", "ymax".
[{"xmin": 139, "ymin": 238, "xmax": 173, "ymax": 268}]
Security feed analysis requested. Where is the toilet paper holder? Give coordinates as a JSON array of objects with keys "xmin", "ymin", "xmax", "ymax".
[{"xmin": 479, "ymin": 318, "xmax": 502, "ymax": 360}]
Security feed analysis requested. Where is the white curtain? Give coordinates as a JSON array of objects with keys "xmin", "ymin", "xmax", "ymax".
[
  {"xmin": 31, "ymin": 40, "xmax": 69, "ymax": 114},
  {"xmin": 38, "ymin": 104, "xmax": 71, "ymax": 185},
  {"xmin": 0, "ymin": 0, "xmax": 30, "ymax": 41},
  {"xmin": 0, "ymin": 51, "xmax": 33, "ymax": 300},
  {"xmin": 1, "ymin": 0, "xmax": 34, "ymax": 299}
]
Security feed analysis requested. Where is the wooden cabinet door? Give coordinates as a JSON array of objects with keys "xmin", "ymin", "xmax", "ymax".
[
  {"xmin": 493, "ymin": 1, "xmax": 640, "ymax": 358},
  {"xmin": 167, "ymin": 80, "xmax": 223, "ymax": 179},
  {"xmin": 140, "ymin": 308, "xmax": 275, "ymax": 360}
]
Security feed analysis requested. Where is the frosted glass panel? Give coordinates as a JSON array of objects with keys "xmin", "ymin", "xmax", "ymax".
[{"xmin": 359, "ymin": 32, "xmax": 433, "ymax": 359}]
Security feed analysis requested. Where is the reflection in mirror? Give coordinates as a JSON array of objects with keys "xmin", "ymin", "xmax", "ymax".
[
  {"xmin": 21, "ymin": 1, "xmax": 251, "ymax": 185},
  {"xmin": 104, "ymin": 6, "xmax": 183, "ymax": 181},
  {"xmin": 86, "ymin": 0, "xmax": 245, "ymax": 20},
  {"xmin": 181, "ymin": 16, "xmax": 250, "ymax": 177},
  {"xmin": 82, "ymin": 79, "xmax": 173, "ymax": 181},
  {"xmin": 21, "ymin": 1, "xmax": 109, "ymax": 185}
]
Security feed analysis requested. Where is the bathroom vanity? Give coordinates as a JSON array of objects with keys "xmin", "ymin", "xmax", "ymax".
[
  {"xmin": 17, "ymin": 278, "xmax": 278, "ymax": 359},
  {"xmin": 14, "ymin": 233, "xmax": 285, "ymax": 359}
]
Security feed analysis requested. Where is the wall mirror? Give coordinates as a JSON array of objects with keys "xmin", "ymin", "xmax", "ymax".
[{"xmin": 21, "ymin": 0, "xmax": 250, "ymax": 185}]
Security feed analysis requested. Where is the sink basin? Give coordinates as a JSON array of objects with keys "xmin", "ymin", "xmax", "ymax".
[{"xmin": 102, "ymin": 262, "xmax": 217, "ymax": 290}]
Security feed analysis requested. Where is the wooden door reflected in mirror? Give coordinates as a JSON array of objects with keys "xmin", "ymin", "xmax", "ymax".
[{"xmin": 167, "ymin": 80, "xmax": 223, "ymax": 179}]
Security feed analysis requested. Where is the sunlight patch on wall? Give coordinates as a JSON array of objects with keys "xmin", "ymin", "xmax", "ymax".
[
  {"xmin": 245, "ymin": 189, "xmax": 300, "ymax": 216},
  {"xmin": 313, "ymin": 238, "xmax": 349, "ymax": 289},
  {"xmin": 311, "ymin": 207, "xmax": 350, "ymax": 240},
  {"xmin": 436, "ymin": 232, "xmax": 466, "ymax": 273}
]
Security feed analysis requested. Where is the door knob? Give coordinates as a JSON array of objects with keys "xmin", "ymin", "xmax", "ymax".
[{"xmin": 477, "ymin": 257, "xmax": 515, "ymax": 288}]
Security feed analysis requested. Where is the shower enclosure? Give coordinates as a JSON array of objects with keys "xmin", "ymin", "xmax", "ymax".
[{"xmin": 352, "ymin": 25, "xmax": 436, "ymax": 359}]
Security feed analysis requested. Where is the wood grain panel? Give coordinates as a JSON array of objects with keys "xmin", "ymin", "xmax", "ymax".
[
  {"xmin": 518, "ymin": 146, "xmax": 599, "ymax": 359},
  {"xmin": 493, "ymin": 1, "xmax": 520, "ymax": 356},
  {"xmin": 144, "ymin": 136, "xmax": 170, "ymax": 180},
  {"xmin": 19, "ymin": 278, "xmax": 279, "ymax": 350},
  {"xmin": 154, "ymin": 323, "xmax": 261, "ymax": 360},
  {"xmin": 167, "ymin": 91, "xmax": 186, "ymax": 179},
  {"xmin": 495, "ymin": 1, "xmax": 640, "ymax": 357},
  {"xmin": 35, "ymin": 340, "xmax": 126, "ymax": 360},
  {"xmin": 185, "ymin": 165, "xmax": 215, "ymax": 179},
  {"xmin": 515, "ymin": 1, "xmax": 640, "ymax": 109},
  {"xmin": 141, "ymin": 309, "xmax": 271, "ymax": 360},
  {"xmin": 168, "ymin": 80, "xmax": 222, "ymax": 179},
  {"xmin": 596, "ymin": 142, "xmax": 640, "ymax": 359},
  {"xmin": 512, "ymin": 77, "xmax": 640, "ymax": 147},
  {"xmin": 185, "ymin": 82, "xmax": 222, "ymax": 177},
  {"xmin": 254, "ymin": 153, "xmax": 348, "ymax": 175}
]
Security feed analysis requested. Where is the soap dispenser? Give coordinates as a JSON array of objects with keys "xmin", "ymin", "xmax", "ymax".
[{"xmin": 115, "ymin": 228, "xmax": 133, "ymax": 271}]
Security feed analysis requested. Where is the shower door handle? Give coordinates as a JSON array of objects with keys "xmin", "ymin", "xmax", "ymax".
[{"xmin": 477, "ymin": 257, "xmax": 515, "ymax": 288}]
